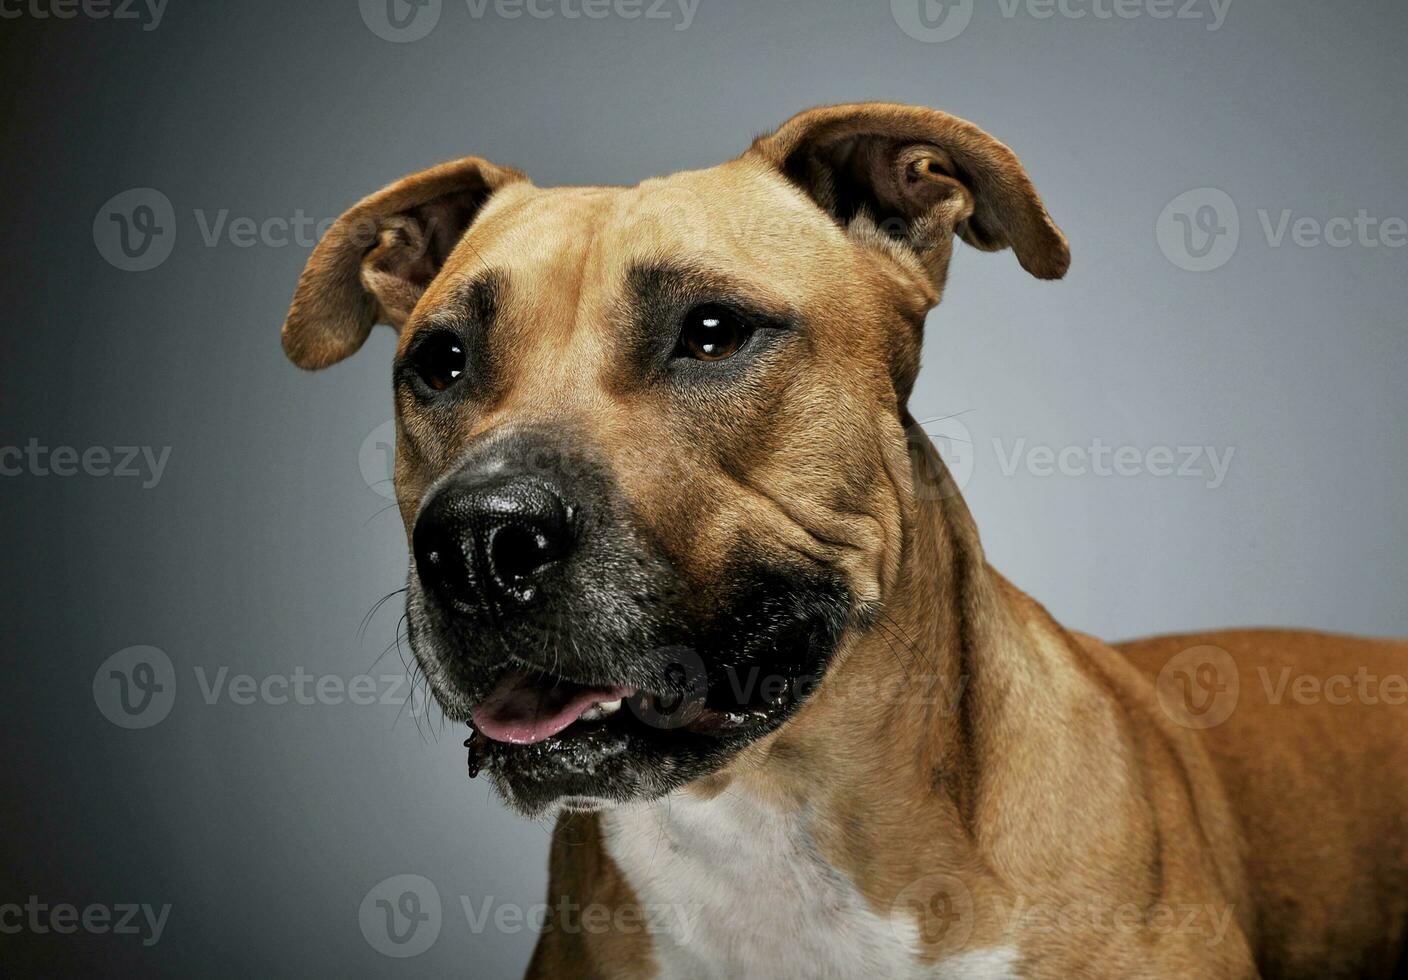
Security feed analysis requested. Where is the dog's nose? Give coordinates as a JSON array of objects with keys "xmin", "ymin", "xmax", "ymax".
[{"xmin": 413, "ymin": 477, "xmax": 572, "ymax": 611}]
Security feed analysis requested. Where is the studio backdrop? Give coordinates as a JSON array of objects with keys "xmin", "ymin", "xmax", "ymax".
[{"xmin": 1, "ymin": 0, "xmax": 1404, "ymax": 975}]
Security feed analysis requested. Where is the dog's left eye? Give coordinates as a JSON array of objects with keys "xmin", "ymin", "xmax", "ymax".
[
  {"xmin": 410, "ymin": 331, "xmax": 467, "ymax": 391},
  {"xmin": 676, "ymin": 305, "xmax": 753, "ymax": 362}
]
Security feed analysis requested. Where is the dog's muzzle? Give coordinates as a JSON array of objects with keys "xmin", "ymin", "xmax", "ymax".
[{"xmin": 403, "ymin": 427, "xmax": 852, "ymax": 814}]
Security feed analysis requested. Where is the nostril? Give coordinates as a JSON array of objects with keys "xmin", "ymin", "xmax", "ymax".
[
  {"xmin": 491, "ymin": 525, "xmax": 545, "ymax": 581},
  {"xmin": 413, "ymin": 519, "xmax": 471, "ymax": 607},
  {"xmin": 487, "ymin": 520, "xmax": 567, "ymax": 587}
]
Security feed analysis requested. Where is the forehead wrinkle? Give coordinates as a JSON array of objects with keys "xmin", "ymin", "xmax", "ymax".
[
  {"xmin": 563, "ymin": 192, "xmax": 612, "ymax": 360},
  {"xmin": 486, "ymin": 188, "xmax": 622, "ymax": 408}
]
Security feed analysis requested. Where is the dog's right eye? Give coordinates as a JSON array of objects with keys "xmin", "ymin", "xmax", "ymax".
[
  {"xmin": 676, "ymin": 304, "xmax": 753, "ymax": 362},
  {"xmin": 409, "ymin": 332, "xmax": 467, "ymax": 392}
]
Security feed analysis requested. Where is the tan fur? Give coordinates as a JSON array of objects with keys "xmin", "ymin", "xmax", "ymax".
[{"xmin": 282, "ymin": 104, "xmax": 1408, "ymax": 978}]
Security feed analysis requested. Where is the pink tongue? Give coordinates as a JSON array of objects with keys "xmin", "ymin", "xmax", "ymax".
[{"xmin": 471, "ymin": 673, "xmax": 635, "ymax": 745}]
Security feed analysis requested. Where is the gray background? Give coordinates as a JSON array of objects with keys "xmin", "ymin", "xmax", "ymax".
[{"xmin": 1, "ymin": 0, "xmax": 1405, "ymax": 975}]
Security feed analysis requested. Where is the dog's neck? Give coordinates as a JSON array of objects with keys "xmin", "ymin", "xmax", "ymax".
[{"xmin": 749, "ymin": 445, "xmax": 1151, "ymax": 883}]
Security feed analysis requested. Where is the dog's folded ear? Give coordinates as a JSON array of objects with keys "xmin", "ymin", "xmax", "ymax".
[
  {"xmin": 281, "ymin": 157, "xmax": 527, "ymax": 370},
  {"xmin": 747, "ymin": 103, "xmax": 1069, "ymax": 294}
]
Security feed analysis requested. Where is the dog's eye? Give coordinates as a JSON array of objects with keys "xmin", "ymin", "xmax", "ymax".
[
  {"xmin": 676, "ymin": 305, "xmax": 752, "ymax": 362},
  {"xmin": 411, "ymin": 332, "xmax": 467, "ymax": 391}
]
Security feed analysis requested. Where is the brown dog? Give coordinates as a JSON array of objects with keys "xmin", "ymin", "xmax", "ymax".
[{"xmin": 282, "ymin": 103, "xmax": 1408, "ymax": 978}]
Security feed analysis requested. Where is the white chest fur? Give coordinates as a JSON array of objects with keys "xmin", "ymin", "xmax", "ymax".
[{"xmin": 599, "ymin": 792, "xmax": 1020, "ymax": 980}]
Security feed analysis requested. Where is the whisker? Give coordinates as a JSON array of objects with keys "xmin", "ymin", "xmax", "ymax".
[
  {"xmin": 871, "ymin": 619, "xmax": 915, "ymax": 679},
  {"xmin": 875, "ymin": 610, "xmax": 937, "ymax": 675},
  {"xmin": 367, "ymin": 610, "xmax": 411, "ymax": 671},
  {"xmin": 916, "ymin": 410, "xmax": 976, "ymax": 444},
  {"xmin": 360, "ymin": 587, "xmax": 409, "ymax": 644}
]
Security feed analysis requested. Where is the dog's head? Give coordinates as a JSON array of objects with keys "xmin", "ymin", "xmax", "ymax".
[{"xmin": 283, "ymin": 103, "xmax": 1067, "ymax": 815}]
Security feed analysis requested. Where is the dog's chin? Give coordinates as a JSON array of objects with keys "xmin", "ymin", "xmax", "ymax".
[{"xmin": 406, "ymin": 567, "xmax": 856, "ymax": 818}]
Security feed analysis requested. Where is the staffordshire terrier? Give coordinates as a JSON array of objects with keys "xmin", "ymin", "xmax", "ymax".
[{"xmin": 282, "ymin": 103, "xmax": 1408, "ymax": 978}]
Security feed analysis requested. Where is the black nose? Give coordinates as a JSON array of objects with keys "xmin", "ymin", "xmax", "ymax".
[{"xmin": 413, "ymin": 476, "xmax": 572, "ymax": 612}]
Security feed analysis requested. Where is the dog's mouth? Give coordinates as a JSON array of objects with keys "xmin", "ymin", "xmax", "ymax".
[
  {"xmin": 405, "ymin": 510, "xmax": 857, "ymax": 812},
  {"xmin": 470, "ymin": 673, "xmax": 639, "ymax": 746},
  {"xmin": 462, "ymin": 664, "xmax": 791, "ymax": 786}
]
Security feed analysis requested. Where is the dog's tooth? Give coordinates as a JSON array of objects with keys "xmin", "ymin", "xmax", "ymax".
[{"xmin": 597, "ymin": 698, "xmax": 622, "ymax": 717}]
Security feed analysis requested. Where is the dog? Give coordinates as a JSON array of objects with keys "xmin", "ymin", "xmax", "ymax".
[{"xmin": 281, "ymin": 103, "xmax": 1408, "ymax": 978}]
